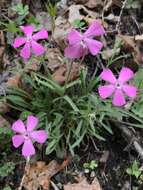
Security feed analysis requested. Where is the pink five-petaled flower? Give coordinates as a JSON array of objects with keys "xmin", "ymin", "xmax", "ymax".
[
  {"xmin": 13, "ymin": 25, "xmax": 48, "ymax": 59},
  {"xmin": 64, "ymin": 20, "xmax": 105, "ymax": 59},
  {"xmin": 98, "ymin": 67, "xmax": 137, "ymax": 107},
  {"xmin": 12, "ymin": 115, "xmax": 48, "ymax": 157}
]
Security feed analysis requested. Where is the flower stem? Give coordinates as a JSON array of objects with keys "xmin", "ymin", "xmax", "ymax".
[{"xmin": 18, "ymin": 156, "xmax": 30, "ymax": 190}]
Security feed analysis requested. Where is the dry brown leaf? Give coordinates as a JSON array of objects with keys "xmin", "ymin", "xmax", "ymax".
[
  {"xmin": 0, "ymin": 115, "xmax": 10, "ymax": 128},
  {"xmin": 0, "ymin": 101, "xmax": 9, "ymax": 114},
  {"xmin": 25, "ymin": 57, "xmax": 41, "ymax": 71},
  {"xmin": 7, "ymin": 73, "xmax": 21, "ymax": 87},
  {"xmin": 45, "ymin": 47, "xmax": 63, "ymax": 71},
  {"xmin": 85, "ymin": 0, "xmax": 103, "ymax": 9},
  {"xmin": 73, "ymin": 0, "xmax": 103, "ymax": 9},
  {"xmin": 68, "ymin": 5, "xmax": 98, "ymax": 24},
  {"xmin": 135, "ymin": 34, "xmax": 143, "ymax": 41},
  {"xmin": 103, "ymin": 0, "xmax": 122, "ymax": 11},
  {"xmin": 52, "ymin": 65, "xmax": 66, "ymax": 84},
  {"xmin": 53, "ymin": 16, "xmax": 72, "ymax": 50},
  {"xmin": 23, "ymin": 158, "xmax": 71, "ymax": 190},
  {"xmin": 52, "ymin": 63, "xmax": 82, "ymax": 84},
  {"xmin": 120, "ymin": 35, "xmax": 143, "ymax": 64},
  {"xmin": 64, "ymin": 177, "xmax": 102, "ymax": 190}
]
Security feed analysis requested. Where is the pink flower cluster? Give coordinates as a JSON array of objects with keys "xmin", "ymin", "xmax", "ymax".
[
  {"xmin": 12, "ymin": 22, "xmax": 138, "ymax": 107},
  {"xmin": 12, "ymin": 115, "xmax": 47, "ymax": 157},
  {"xmin": 11, "ymin": 21, "xmax": 138, "ymax": 157}
]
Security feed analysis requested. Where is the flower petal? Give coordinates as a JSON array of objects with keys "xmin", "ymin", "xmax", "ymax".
[
  {"xmin": 30, "ymin": 130, "xmax": 48, "ymax": 143},
  {"xmin": 84, "ymin": 38, "xmax": 103, "ymax": 56},
  {"xmin": 98, "ymin": 84, "xmax": 115, "ymax": 99},
  {"xmin": 22, "ymin": 139, "xmax": 35, "ymax": 157},
  {"xmin": 118, "ymin": 67, "xmax": 134, "ymax": 83},
  {"xmin": 64, "ymin": 44, "xmax": 87, "ymax": 58},
  {"xmin": 31, "ymin": 40, "xmax": 45, "ymax": 56},
  {"xmin": 84, "ymin": 21, "xmax": 105, "ymax": 38},
  {"xmin": 113, "ymin": 89, "xmax": 126, "ymax": 106},
  {"xmin": 32, "ymin": 29, "xmax": 48, "ymax": 41},
  {"xmin": 20, "ymin": 42, "xmax": 31, "ymax": 59},
  {"xmin": 20, "ymin": 25, "xmax": 35, "ymax": 37},
  {"xmin": 12, "ymin": 119, "xmax": 26, "ymax": 133},
  {"xmin": 67, "ymin": 29, "xmax": 82, "ymax": 45},
  {"xmin": 122, "ymin": 84, "xmax": 137, "ymax": 98},
  {"xmin": 13, "ymin": 37, "xmax": 26, "ymax": 48},
  {"xmin": 26, "ymin": 115, "xmax": 38, "ymax": 132},
  {"xmin": 100, "ymin": 69, "xmax": 117, "ymax": 84},
  {"xmin": 12, "ymin": 135, "xmax": 24, "ymax": 148}
]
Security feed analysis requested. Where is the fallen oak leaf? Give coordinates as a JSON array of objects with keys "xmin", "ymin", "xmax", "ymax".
[
  {"xmin": 53, "ymin": 16, "xmax": 72, "ymax": 50},
  {"xmin": 68, "ymin": 5, "xmax": 98, "ymax": 24},
  {"xmin": 119, "ymin": 35, "xmax": 143, "ymax": 64},
  {"xmin": 52, "ymin": 63, "xmax": 83, "ymax": 84},
  {"xmin": 23, "ymin": 157, "xmax": 71, "ymax": 190},
  {"xmin": 52, "ymin": 65, "xmax": 66, "ymax": 84},
  {"xmin": 64, "ymin": 176, "xmax": 102, "ymax": 190},
  {"xmin": 6, "ymin": 73, "xmax": 21, "ymax": 87},
  {"xmin": 45, "ymin": 47, "xmax": 63, "ymax": 71}
]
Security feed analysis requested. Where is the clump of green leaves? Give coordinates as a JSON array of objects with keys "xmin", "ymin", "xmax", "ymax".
[
  {"xmin": 11, "ymin": 3, "xmax": 29, "ymax": 24},
  {"xmin": 83, "ymin": 160, "xmax": 98, "ymax": 170},
  {"xmin": 0, "ymin": 3, "xmax": 29, "ymax": 32},
  {"xmin": 126, "ymin": 0, "xmax": 140, "ymax": 9},
  {"xmin": 3, "ymin": 186, "xmax": 12, "ymax": 190},
  {"xmin": 126, "ymin": 161, "xmax": 142, "ymax": 179},
  {"xmin": 0, "ymin": 162, "xmax": 15, "ymax": 179},
  {"xmin": 45, "ymin": 0, "xmax": 57, "ymax": 32},
  {"xmin": 0, "ymin": 124, "xmax": 13, "ymax": 153},
  {"xmin": 73, "ymin": 19, "xmax": 86, "ymax": 29},
  {"xmin": 11, "ymin": 3, "xmax": 29, "ymax": 17}
]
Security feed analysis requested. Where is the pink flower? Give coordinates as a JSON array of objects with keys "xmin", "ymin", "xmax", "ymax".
[
  {"xmin": 12, "ymin": 115, "xmax": 48, "ymax": 157},
  {"xmin": 13, "ymin": 25, "xmax": 48, "ymax": 59},
  {"xmin": 98, "ymin": 67, "xmax": 137, "ymax": 106},
  {"xmin": 64, "ymin": 21, "xmax": 105, "ymax": 59}
]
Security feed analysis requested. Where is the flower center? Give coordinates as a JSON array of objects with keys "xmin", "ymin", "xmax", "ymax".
[
  {"xmin": 80, "ymin": 40, "xmax": 86, "ymax": 48},
  {"xmin": 26, "ymin": 36, "xmax": 32, "ymax": 42},
  {"xmin": 23, "ymin": 131, "xmax": 31, "ymax": 140},
  {"xmin": 115, "ymin": 82, "xmax": 122, "ymax": 89}
]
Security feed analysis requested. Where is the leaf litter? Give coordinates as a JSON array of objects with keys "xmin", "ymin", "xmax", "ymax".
[
  {"xmin": 23, "ymin": 157, "xmax": 71, "ymax": 190},
  {"xmin": 64, "ymin": 176, "xmax": 102, "ymax": 190}
]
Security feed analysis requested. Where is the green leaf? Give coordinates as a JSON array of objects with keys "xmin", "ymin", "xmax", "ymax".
[
  {"xmin": 0, "ymin": 162, "xmax": 15, "ymax": 178},
  {"xmin": 7, "ymin": 21, "xmax": 18, "ymax": 33},
  {"xmin": 63, "ymin": 96, "xmax": 79, "ymax": 112}
]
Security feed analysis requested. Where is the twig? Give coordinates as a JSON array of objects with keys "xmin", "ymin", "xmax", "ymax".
[
  {"xmin": 116, "ymin": 0, "xmax": 128, "ymax": 32},
  {"xmin": 50, "ymin": 180, "xmax": 60, "ymax": 190},
  {"xmin": 118, "ymin": 126, "xmax": 143, "ymax": 159},
  {"xmin": 18, "ymin": 157, "xmax": 30, "ymax": 190}
]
